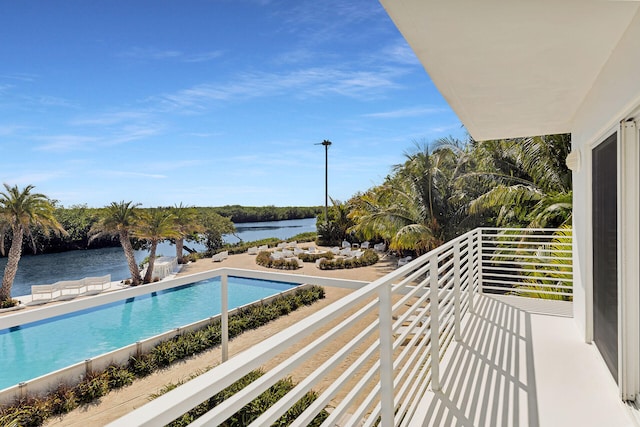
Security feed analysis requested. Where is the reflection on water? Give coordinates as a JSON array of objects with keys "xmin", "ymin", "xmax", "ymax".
[{"xmin": 2, "ymin": 217, "xmax": 316, "ymax": 297}]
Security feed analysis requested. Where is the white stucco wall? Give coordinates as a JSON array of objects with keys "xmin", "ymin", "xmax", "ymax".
[{"xmin": 571, "ymin": 9, "xmax": 640, "ymax": 342}]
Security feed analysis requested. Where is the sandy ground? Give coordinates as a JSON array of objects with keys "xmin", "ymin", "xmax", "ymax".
[{"xmin": 43, "ymin": 249, "xmax": 398, "ymax": 426}]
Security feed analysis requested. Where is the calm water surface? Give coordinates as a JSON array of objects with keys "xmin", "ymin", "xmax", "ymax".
[{"xmin": 2, "ymin": 218, "xmax": 316, "ymax": 297}]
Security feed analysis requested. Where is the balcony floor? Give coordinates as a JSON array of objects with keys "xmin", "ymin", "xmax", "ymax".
[{"xmin": 410, "ymin": 294, "xmax": 636, "ymax": 427}]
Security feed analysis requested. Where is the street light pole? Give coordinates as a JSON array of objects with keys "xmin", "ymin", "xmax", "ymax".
[{"xmin": 321, "ymin": 140, "xmax": 332, "ymax": 225}]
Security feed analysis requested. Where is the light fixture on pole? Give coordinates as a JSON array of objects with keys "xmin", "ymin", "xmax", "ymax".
[{"xmin": 315, "ymin": 139, "xmax": 332, "ymax": 225}]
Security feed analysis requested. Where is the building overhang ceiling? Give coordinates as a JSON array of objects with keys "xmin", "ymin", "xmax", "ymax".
[{"xmin": 380, "ymin": 0, "xmax": 640, "ymax": 140}]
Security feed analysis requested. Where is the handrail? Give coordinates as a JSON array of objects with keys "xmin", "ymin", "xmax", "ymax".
[{"xmin": 109, "ymin": 227, "xmax": 572, "ymax": 426}]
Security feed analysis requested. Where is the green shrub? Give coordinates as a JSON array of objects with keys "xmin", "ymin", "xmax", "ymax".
[
  {"xmin": 0, "ymin": 299, "xmax": 20, "ymax": 309},
  {"xmin": 46, "ymin": 383, "xmax": 78, "ymax": 415},
  {"xmin": 74, "ymin": 373, "xmax": 109, "ymax": 404},
  {"xmin": 298, "ymin": 251, "xmax": 334, "ymax": 262},
  {"xmin": 104, "ymin": 365, "xmax": 135, "ymax": 389},
  {"xmin": 318, "ymin": 249, "xmax": 378, "ymax": 270},
  {"xmin": 160, "ymin": 370, "xmax": 328, "ymax": 427},
  {"xmin": 0, "ymin": 398, "xmax": 49, "ymax": 427},
  {"xmin": 255, "ymin": 251, "xmax": 301, "ymax": 270}
]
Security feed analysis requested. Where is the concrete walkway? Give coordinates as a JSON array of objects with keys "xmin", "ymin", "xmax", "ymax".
[{"xmin": 411, "ymin": 295, "xmax": 636, "ymax": 426}]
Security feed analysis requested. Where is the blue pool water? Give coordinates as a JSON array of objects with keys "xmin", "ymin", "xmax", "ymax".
[{"xmin": 0, "ymin": 276, "xmax": 295, "ymax": 390}]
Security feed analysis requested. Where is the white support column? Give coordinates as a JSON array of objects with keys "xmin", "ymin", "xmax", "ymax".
[
  {"xmin": 429, "ymin": 254, "xmax": 441, "ymax": 391},
  {"xmin": 468, "ymin": 233, "xmax": 475, "ymax": 314},
  {"xmin": 378, "ymin": 283, "xmax": 395, "ymax": 426},
  {"xmin": 453, "ymin": 241, "xmax": 461, "ymax": 341},
  {"xmin": 221, "ymin": 274, "xmax": 229, "ymax": 362},
  {"xmin": 477, "ymin": 230, "xmax": 484, "ymax": 295},
  {"xmin": 619, "ymin": 119, "xmax": 640, "ymax": 401}
]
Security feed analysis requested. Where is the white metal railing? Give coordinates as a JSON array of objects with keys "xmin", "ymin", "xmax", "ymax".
[
  {"xmin": 108, "ymin": 227, "xmax": 572, "ymax": 426},
  {"xmin": 480, "ymin": 227, "xmax": 572, "ymax": 299}
]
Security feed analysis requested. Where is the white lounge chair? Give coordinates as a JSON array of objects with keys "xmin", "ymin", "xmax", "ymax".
[
  {"xmin": 29, "ymin": 283, "xmax": 60, "ymax": 305},
  {"xmin": 342, "ymin": 240, "xmax": 351, "ymax": 248},
  {"xmin": 398, "ymin": 256, "xmax": 412, "ymax": 267},
  {"xmin": 339, "ymin": 248, "xmax": 352, "ymax": 256},
  {"xmin": 258, "ymin": 244, "xmax": 269, "ymax": 251},
  {"xmin": 330, "ymin": 246, "xmax": 340, "ymax": 255},
  {"xmin": 247, "ymin": 246, "xmax": 259, "ymax": 255},
  {"xmin": 374, "ymin": 243, "xmax": 387, "ymax": 252},
  {"xmin": 282, "ymin": 249, "xmax": 294, "ymax": 257},
  {"xmin": 212, "ymin": 250, "xmax": 229, "ymax": 262},
  {"xmin": 361, "ymin": 241, "xmax": 370, "ymax": 249},
  {"xmin": 82, "ymin": 274, "xmax": 111, "ymax": 295}
]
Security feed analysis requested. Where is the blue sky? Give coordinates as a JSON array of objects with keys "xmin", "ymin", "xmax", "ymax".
[{"xmin": 0, "ymin": 0, "xmax": 464, "ymax": 208}]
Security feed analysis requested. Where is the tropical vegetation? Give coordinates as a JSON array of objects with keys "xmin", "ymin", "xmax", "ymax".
[
  {"xmin": 134, "ymin": 208, "xmax": 180, "ymax": 283},
  {"xmin": 0, "ymin": 184, "xmax": 65, "ymax": 304},
  {"xmin": 90, "ymin": 201, "xmax": 144, "ymax": 286},
  {"xmin": 319, "ymin": 134, "xmax": 572, "ymax": 257}
]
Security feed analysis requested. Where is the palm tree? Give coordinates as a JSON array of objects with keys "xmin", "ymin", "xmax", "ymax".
[
  {"xmin": 170, "ymin": 203, "xmax": 202, "ymax": 263},
  {"xmin": 0, "ymin": 184, "xmax": 66, "ymax": 302},
  {"xmin": 135, "ymin": 208, "xmax": 179, "ymax": 283},
  {"xmin": 349, "ymin": 143, "xmax": 466, "ymax": 255},
  {"xmin": 90, "ymin": 201, "xmax": 143, "ymax": 286},
  {"xmin": 462, "ymin": 134, "xmax": 572, "ymax": 227}
]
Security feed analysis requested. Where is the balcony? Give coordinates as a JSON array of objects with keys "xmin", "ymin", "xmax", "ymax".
[{"xmin": 108, "ymin": 228, "xmax": 635, "ymax": 426}]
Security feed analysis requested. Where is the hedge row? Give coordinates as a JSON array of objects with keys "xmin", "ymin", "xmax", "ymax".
[
  {"xmin": 0, "ymin": 286, "xmax": 325, "ymax": 427},
  {"xmin": 158, "ymin": 370, "xmax": 328, "ymax": 426},
  {"xmin": 317, "ymin": 250, "xmax": 379, "ymax": 270},
  {"xmin": 255, "ymin": 251, "xmax": 301, "ymax": 270},
  {"xmin": 298, "ymin": 251, "xmax": 334, "ymax": 263},
  {"xmin": 209, "ymin": 232, "xmax": 318, "ymax": 257}
]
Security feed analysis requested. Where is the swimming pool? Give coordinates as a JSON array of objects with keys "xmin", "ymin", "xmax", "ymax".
[{"xmin": 0, "ymin": 276, "xmax": 296, "ymax": 391}]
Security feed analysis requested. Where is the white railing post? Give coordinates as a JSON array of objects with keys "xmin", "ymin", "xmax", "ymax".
[
  {"xmin": 429, "ymin": 254, "xmax": 441, "ymax": 391},
  {"xmin": 477, "ymin": 229, "xmax": 484, "ymax": 295},
  {"xmin": 221, "ymin": 274, "xmax": 229, "ymax": 362},
  {"xmin": 379, "ymin": 283, "xmax": 395, "ymax": 426},
  {"xmin": 453, "ymin": 241, "xmax": 461, "ymax": 341},
  {"xmin": 467, "ymin": 233, "xmax": 475, "ymax": 314}
]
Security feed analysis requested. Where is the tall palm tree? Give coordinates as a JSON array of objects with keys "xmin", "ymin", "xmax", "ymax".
[
  {"xmin": 170, "ymin": 203, "xmax": 202, "ymax": 262},
  {"xmin": 135, "ymin": 208, "xmax": 179, "ymax": 283},
  {"xmin": 90, "ymin": 201, "xmax": 142, "ymax": 286},
  {"xmin": 349, "ymin": 143, "xmax": 466, "ymax": 254},
  {"xmin": 462, "ymin": 134, "xmax": 572, "ymax": 227},
  {"xmin": 0, "ymin": 184, "xmax": 66, "ymax": 302}
]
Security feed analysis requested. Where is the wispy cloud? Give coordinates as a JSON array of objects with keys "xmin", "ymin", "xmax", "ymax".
[
  {"xmin": 34, "ymin": 134, "xmax": 100, "ymax": 152},
  {"xmin": 34, "ymin": 124, "xmax": 162, "ymax": 152},
  {"xmin": 118, "ymin": 47, "xmax": 224, "ymax": 63},
  {"xmin": 152, "ymin": 66, "xmax": 404, "ymax": 112},
  {"xmin": 364, "ymin": 106, "xmax": 448, "ymax": 119},
  {"xmin": 5, "ymin": 171, "xmax": 65, "ymax": 186},
  {"xmin": 0, "ymin": 125, "xmax": 26, "ymax": 136},
  {"xmin": 102, "ymin": 170, "xmax": 167, "ymax": 179},
  {"xmin": 0, "ymin": 73, "xmax": 38, "ymax": 82},
  {"xmin": 380, "ymin": 43, "xmax": 420, "ymax": 66},
  {"xmin": 71, "ymin": 111, "xmax": 151, "ymax": 126}
]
